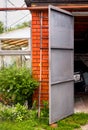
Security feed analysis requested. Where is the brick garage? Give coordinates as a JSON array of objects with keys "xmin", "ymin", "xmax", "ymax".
[
  {"xmin": 30, "ymin": 5, "xmax": 88, "ymax": 106},
  {"xmin": 23, "ymin": 0, "xmax": 88, "ymax": 124}
]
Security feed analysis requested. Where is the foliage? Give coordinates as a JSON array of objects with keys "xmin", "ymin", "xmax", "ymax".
[
  {"xmin": 16, "ymin": 22, "xmax": 30, "ymax": 29},
  {"xmin": 0, "ymin": 102, "xmax": 88, "ymax": 130},
  {"xmin": 58, "ymin": 113, "xmax": 88, "ymax": 130},
  {"xmin": 0, "ymin": 65, "xmax": 39, "ymax": 107},
  {"xmin": 8, "ymin": 21, "xmax": 31, "ymax": 32},
  {"xmin": 0, "ymin": 102, "xmax": 47, "ymax": 122},
  {"xmin": 0, "ymin": 21, "xmax": 4, "ymax": 34},
  {"xmin": 0, "ymin": 21, "xmax": 31, "ymax": 33},
  {"xmin": 0, "ymin": 112, "xmax": 88, "ymax": 130},
  {"xmin": 0, "ymin": 103, "xmax": 30, "ymax": 121},
  {"xmin": 71, "ymin": 112, "xmax": 88, "ymax": 125},
  {"xmin": 41, "ymin": 100, "xmax": 49, "ymax": 117}
]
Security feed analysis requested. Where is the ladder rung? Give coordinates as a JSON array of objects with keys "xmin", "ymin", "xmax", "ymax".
[
  {"xmin": 39, "ymin": 80, "xmax": 49, "ymax": 82},
  {"xmin": 42, "ymin": 69, "xmax": 48, "ymax": 71},
  {"xmin": 40, "ymin": 16, "xmax": 48, "ymax": 19},
  {"xmin": 42, "ymin": 58, "xmax": 48, "ymax": 60},
  {"xmin": 42, "ymin": 36, "xmax": 48, "ymax": 39},
  {"xmin": 40, "ymin": 47, "xmax": 48, "ymax": 49},
  {"xmin": 39, "ymin": 92, "xmax": 49, "ymax": 94},
  {"xmin": 42, "ymin": 26, "xmax": 48, "ymax": 29}
]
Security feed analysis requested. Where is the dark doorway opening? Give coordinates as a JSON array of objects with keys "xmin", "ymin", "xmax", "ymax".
[
  {"xmin": 74, "ymin": 15, "xmax": 88, "ymax": 112},
  {"xmin": 74, "ymin": 16, "xmax": 88, "ymax": 94}
]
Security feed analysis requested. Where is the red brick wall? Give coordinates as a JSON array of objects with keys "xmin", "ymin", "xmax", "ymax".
[{"xmin": 31, "ymin": 9, "xmax": 49, "ymax": 106}]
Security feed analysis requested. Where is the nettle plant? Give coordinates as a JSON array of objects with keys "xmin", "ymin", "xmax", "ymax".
[{"xmin": 0, "ymin": 65, "xmax": 39, "ymax": 108}]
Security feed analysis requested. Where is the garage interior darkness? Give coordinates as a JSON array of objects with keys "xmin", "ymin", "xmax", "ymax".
[
  {"xmin": 74, "ymin": 15, "xmax": 88, "ymax": 112},
  {"xmin": 74, "ymin": 15, "xmax": 88, "ymax": 94}
]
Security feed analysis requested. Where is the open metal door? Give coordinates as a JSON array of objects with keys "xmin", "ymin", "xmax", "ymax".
[{"xmin": 49, "ymin": 5, "xmax": 74, "ymax": 124}]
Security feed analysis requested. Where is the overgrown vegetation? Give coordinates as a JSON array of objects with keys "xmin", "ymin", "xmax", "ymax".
[
  {"xmin": 0, "ymin": 21, "xmax": 4, "ymax": 34},
  {"xmin": 0, "ymin": 98, "xmax": 88, "ymax": 129},
  {"xmin": 58, "ymin": 113, "xmax": 88, "ymax": 130},
  {"xmin": 0, "ymin": 105, "xmax": 88, "ymax": 130},
  {"xmin": 0, "ymin": 103, "xmax": 30, "ymax": 121},
  {"xmin": 0, "ymin": 65, "xmax": 39, "ymax": 108},
  {"xmin": 0, "ymin": 21, "xmax": 31, "ymax": 34},
  {"xmin": 0, "ymin": 60, "xmax": 88, "ymax": 130},
  {"xmin": 0, "ymin": 100, "xmax": 49, "ymax": 122},
  {"xmin": 8, "ymin": 21, "xmax": 31, "ymax": 32}
]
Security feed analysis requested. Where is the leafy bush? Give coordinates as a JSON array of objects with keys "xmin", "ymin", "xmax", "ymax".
[
  {"xmin": 0, "ymin": 65, "xmax": 39, "ymax": 108},
  {"xmin": 0, "ymin": 103, "xmax": 31, "ymax": 121}
]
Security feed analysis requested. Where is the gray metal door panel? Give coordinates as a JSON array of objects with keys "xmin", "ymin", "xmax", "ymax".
[
  {"xmin": 49, "ymin": 5, "xmax": 74, "ymax": 124},
  {"xmin": 51, "ymin": 50, "xmax": 73, "ymax": 83},
  {"xmin": 51, "ymin": 82, "xmax": 74, "ymax": 123},
  {"xmin": 50, "ymin": 8, "xmax": 74, "ymax": 49},
  {"xmin": 51, "ymin": 28, "xmax": 73, "ymax": 48}
]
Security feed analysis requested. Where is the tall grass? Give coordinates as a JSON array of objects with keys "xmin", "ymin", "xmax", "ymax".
[{"xmin": 0, "ymin": 113, "xmax": 88, "ymax": 130}]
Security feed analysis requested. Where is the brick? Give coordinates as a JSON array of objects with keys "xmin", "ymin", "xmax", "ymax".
[
  {"xmin": 31, "ymin": 9, "xmax": 49, "ymax": 104},
  {"xmin": 32, "ymin": 47, "xmax": 40, "ymax": 51},
  {"xmin": 32, "ymin": 20, "xmax": 37, "ymax": 25},
  {"xmin": 32, "ymin": 24, "xmax": 40, "ymax": 29},
  {"xmin": 36, "ymin": 20, "xmax": 41, "ymax": 25},
  {"xmin": 42, "ymin": 71, "xmax": 48, "ymax": 75},
  {"xmin": 32, "ymin": 16, "xmax": 40, "ymax": 21},
  {"xmin": 32, "ymin": 11, "xmax": 40, "ymax": 17},
  {"xmin": 32, "ymin": 67, "xmax": 40, "ymax": 71},
  {"xmin": 32, "ymin": 43, "xmax": 40, "ymax": 48}
]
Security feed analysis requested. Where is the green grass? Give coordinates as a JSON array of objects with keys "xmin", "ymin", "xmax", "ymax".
[
  {"xmin": 58, "ymin": 113, "xmax": 88, "ymax": 130},
  {"xmin": 0, "ymin": 113, "xmax": 88, "ymax": 130}
]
